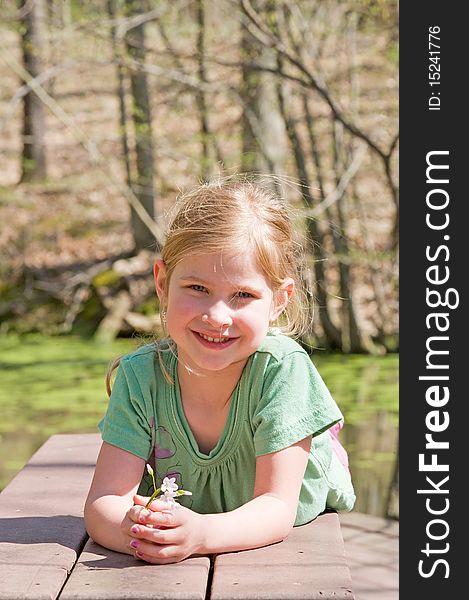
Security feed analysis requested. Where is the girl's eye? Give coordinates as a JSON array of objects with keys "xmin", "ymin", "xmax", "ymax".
[
  {"xmin": 235, "ymin": 291, "xmax": 253, "ymax": 299},
  {"xmin": 190, "ymin": 284, "xmax": 207, "ymax": 293}
]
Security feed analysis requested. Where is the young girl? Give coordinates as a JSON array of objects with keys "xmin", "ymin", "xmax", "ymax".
[{"xmin": 84, "ymin": 179, "xmax": 355, "ymax": 564}]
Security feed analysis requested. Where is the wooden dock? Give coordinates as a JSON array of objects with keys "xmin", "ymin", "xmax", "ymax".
[
  {"xmin": 0, "ymin": 433, "xmax": 398, "ymax": 599},
  {"xmin": 340, "ymin": 512, "xmax": 399, "ymax": 600},
  {"xmin": 0, "ymin": 434, "xmax": 356, "ymax": 599}
]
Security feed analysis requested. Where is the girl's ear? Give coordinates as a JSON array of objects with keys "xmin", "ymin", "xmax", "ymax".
[
  {"xmin": 154, "ymin": 259, "xmax": 168, "ymax": 305},
  {"xmin": 270, "ymin": 277, "xmax": 295, "ymax": 321}
]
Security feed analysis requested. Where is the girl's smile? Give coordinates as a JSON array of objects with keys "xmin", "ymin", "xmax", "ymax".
[{"xmin": 191, "ymin": 329, "xmax": 238, "ymax": 349}]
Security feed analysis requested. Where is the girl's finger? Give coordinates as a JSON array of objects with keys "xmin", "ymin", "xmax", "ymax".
[
  {"xmin": 146, "ymin": 498, "xmax": 178, "ymax": 512},
  {"xmin": 127, "ymin": 506, "xmax": 178, "ymax": 530},
  {"xmin": 129, "ymin": 539, "xmax": 182, "ymax": 564},
  {"xmin": 133, "ymin": 495, "xmax": 171, "ymax": 511},
  {"xmin": 132, "ymin": 495, "xmax": 151, "ymax": 507},
  {"xmin": 130, "ymin": 524, "xmax": 183, "ymax": 546},
  {"xmin": 133, "ymin": 494, "xmax": 179, "ymax": 513},
  {"xmin": 127, "ymin": 504, "xmax": 149, "ymax": 524},
  {"xmin": 144, "ymin": 508, "xmax": 179, "ymax": 528}
]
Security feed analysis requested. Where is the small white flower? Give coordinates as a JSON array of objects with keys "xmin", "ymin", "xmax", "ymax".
[
  {"xmin": 145, "ymin": 472, "xmax": 192, "ymax": 510},
  {"xmin": 161, "ymin": 477, "xmax": 178, "ymax": 493},
  {"xmin": 161, "ymin": 490, "xmax": 178, "ymax": 508}
]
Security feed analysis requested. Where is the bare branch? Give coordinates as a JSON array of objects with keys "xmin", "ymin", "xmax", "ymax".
[
  {"xmin": 305, "ymin": 143, "xmax": 368, "ymax": 219},
  {"xmin": 0, "ymin": 61, "xmax": 75, "ymax": 131},
  {"xmin": 388, "ymin": 132, "xmax": 399, "ymax": 159},
  {"xmin": 239, "ymin": 0, "xmax": 388, "ymax": 161}
]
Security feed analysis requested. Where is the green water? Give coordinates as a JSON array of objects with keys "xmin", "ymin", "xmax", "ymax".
[{"xmin": 0, "ymin": 334, "xmax": 398, "ymax": 517}]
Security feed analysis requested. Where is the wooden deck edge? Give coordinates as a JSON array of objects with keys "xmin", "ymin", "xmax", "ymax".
[{"xmin": 0, "ymin": 434, "xmax": 100, "ymax": 600}]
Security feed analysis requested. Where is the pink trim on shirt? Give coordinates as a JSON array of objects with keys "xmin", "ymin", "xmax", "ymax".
[{"xmin": 328, "ymin": 421, "xmax": 350, "ymax": 473}]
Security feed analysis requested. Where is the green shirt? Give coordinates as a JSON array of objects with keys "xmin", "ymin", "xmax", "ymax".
[{"xmin": 99, "ymin": 333, "xmax": 355, "ymax": 525}]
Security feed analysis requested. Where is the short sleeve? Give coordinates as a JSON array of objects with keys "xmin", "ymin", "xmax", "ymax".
[
  {"xmin": 252, "ymin": 351, "xmax": 343, "ymax": 456},
  {"xmin": 99, "ymin": 358, "xmax": 152, "ymax": 460}
]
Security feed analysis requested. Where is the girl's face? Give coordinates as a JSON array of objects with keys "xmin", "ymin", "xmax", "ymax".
[{"xmin": 154, "ymin": 251, "xmax": 293, "ymax": 376}]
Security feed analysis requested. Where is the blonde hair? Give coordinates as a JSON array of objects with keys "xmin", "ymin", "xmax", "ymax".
[{"xmin": 106, "ymin": 176, "xmax": 309, "ymax": 394}]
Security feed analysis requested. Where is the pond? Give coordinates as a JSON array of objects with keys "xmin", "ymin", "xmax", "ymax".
[{"xmin": 0, "ymin": 334, "xmax": 398, "ymax": 518}]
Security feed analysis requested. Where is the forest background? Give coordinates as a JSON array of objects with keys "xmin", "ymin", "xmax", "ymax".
[{"xmin": 0, "ymin": 0, "xmax": 398, "ymax": 517}]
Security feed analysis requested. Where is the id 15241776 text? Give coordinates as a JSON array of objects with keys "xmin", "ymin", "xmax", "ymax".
[{"xmin": 428, "ymin": 26, "xmax": 441, "ymax": 111}]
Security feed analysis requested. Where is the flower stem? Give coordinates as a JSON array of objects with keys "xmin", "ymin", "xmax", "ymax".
[
  {"xmin": 144, "ymin": 464, "xmax": 161, "ymax": 509},
  {"xmin": 145, "ymin": 486, "xmax": 161, "ymax": 509}
]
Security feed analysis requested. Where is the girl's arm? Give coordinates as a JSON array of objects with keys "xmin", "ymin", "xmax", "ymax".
[
  {"xmin": 84, "ymin": 442, "xmax": 146, "ymax": 554},
  {"xmin": 127, "ymin": 435, "xmax": 312, "ymax": 562},
  {"xmin": 201, "ymin": 434, "xmax": 312, "ymax": 552}
]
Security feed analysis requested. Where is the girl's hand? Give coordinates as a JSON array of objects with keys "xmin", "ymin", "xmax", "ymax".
[{"xmin": 122, "ymin": 494, "xmax": 205, "ymax": 564}]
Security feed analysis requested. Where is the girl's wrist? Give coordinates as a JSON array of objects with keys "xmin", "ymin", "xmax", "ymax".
[{"xmin": 196, "ymin": 512, "xmax": 210, "ymax": 554}]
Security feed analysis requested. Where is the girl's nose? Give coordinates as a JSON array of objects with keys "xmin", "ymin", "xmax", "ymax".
[{"xmin": 202, "ymin": 304, "xmax": 233, "ymax": 328}]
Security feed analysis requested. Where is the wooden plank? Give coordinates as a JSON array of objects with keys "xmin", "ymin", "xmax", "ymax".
[
  {"xmin": 59, "ymin": 539, "xmax": 210, "ymax": 600},
  {"xmin": 0, "ymin": 433, "xmax": 101, "ymax": 600},
  {"xmin": 210, "ymin": 512, "xmax": 354, "ymax": 600}
]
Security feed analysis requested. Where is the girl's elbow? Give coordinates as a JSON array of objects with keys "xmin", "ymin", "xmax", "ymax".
[
  {"xmin": 83, "ymin": 496, "xmax": 104, "ymax": 540},
  {"xmin": 276, "ymin": 502, "xmax": 297, "ymax": 540},
  {"xmin": 278, "ymin": 521, "xmax": 294, "ymax": 542},
  {"xmin": 83, "ymin": 501, "xmax": 96, "ymax": 538}
]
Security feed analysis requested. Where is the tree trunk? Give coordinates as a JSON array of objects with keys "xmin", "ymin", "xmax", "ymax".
[
  {"xmin": 385, "ymin": 441, "xmax": 399, "ymax": 520},
  {"xmin": 125, "ymin": 0, "xmax": 157, "ymax": 252},
  {"xmin": 240, "ymin": 0, "xmax": 285, "ymax": 175},
  {"xmin": 301, "ymin": 95, "xmax": 344, "ymax": 349},
  {"xmin": 196, "ymin": 0, "xmax": 210, "ymax": 180},
  {"xmin": 331, "ymin": 119, "xmax": 363, "ymax": 352},
  {"xmin": 20, "ymin": 0, "xmax": 47, "ymax": 182},
  {"xmin": 107, "ymin": 0, "xmax": 132, "ymax": 188}
]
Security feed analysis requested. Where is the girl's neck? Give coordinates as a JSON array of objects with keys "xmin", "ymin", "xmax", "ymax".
[{"xmin": 177, "ymin": 357, "xmax": 247, "ymax": 409}]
